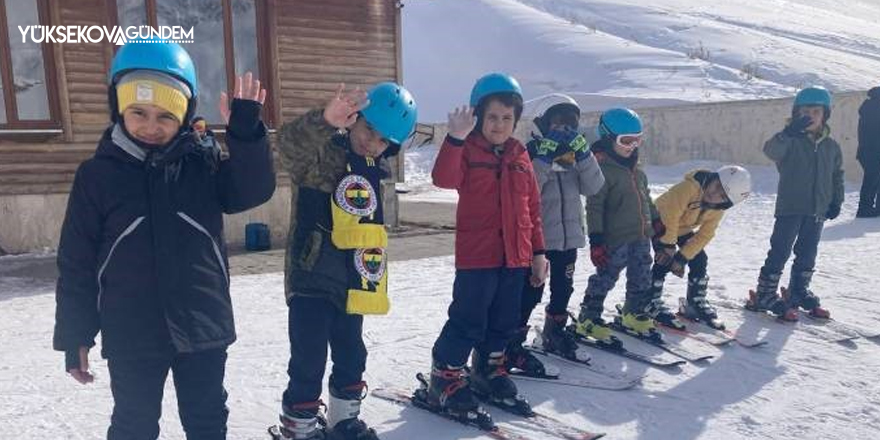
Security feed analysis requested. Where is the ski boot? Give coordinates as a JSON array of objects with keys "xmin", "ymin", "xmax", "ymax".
[
  {"xmin": 646, "ymin": 279, "xmax": 686, "ymax": 330},
  {"xmin": 680, "ymin": 276, "xmax": 725, "ymax": 330},
  {"xmin": 540, "ymin": 311, "xmax": 581, "ymax": 360},
  {"xmin": 269, "ymin": 401, "xmax": 327, "ymax": 440},
  {"xmin": 785, "ymin": 270, "xmax": 831, "ymax": 319},
  {"xmin": 571, "ymin": 308, "xmax": 623, "ymax": 350},
  {"xmin": 746, "ymin": 271, "xmax": 798, "ymax": 321},
  {"xmin": 416, "ymin": 358, "xmax": 494, "ymax": 430},
  {"xmin": 616, "ymin": 307, "xmax": 662, "ymax": 343},
  {"xmin": 504, "ymin": 326, "xmax": 546, "ymax": 377},
  {"xmin": 325, "ymin": 382, "xmax": 378, "ymax": 440},
  {"xmin": 470, "ymin": 351, "xmax": 533, "ymax": 417}
]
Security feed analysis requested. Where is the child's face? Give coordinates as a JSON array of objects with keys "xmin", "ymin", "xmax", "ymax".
[
  {"xmin": 480, "ymin": 100, "xmax": 516, "ymax": 145},
  {"xmin": 612, "ymin": 140, "xmax": 637, "ymax": 158},
  {"xmin": 703, "ymin": 179, "xmax": 729, "ymax": 205},
  {"xmin": 798, "ymin": 106, "xmax": 825, "ymax": 133},
  {"xmin": 122, "ymin": 104, "xmax": 181, "ymax": 146},
  {"xmin": 349, "ymin": 117, "xmax": 389, "ymax": 158}
]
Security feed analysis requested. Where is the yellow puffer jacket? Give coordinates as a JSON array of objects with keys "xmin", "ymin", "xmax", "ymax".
[{"xmin": 655, "ymin": 171, "xmax": 724, "ymax": 260}]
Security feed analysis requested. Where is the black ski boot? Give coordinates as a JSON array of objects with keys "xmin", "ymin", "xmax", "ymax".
[
  {"xmin": 470, "ymin": 351, "xmax": 533, "ymax": 416},
  {"xmin": 326, "ymin": 382, "xmax": 378, "ymax": 440},
  {"xmin": 646, "ymin": 279, "xmax": 686, "ymax": 330},
  {"xmin": 269, "ymin": 401, "xmax": 326, "ymax": 440},
  {"xmin": 682, "ymin": 276, "xmax": 725, "ymax": 330},
  {"xmin": 504, "ymin": 326, "xmax": 546, "ymax": 377},
  {"xmin": 746, "ymin": 270, "xmax": 797, "ymax": 321},
  {"xmin": 415, "ymin": 359, "xmax": 494, "ymax": 430},
  {"xmin": 541, "ymin": 311, "xmax": 580, "ymax": 360},
  {"xmin": 785, "ymin": 270, "xmax": 830, "ymax": 319}
]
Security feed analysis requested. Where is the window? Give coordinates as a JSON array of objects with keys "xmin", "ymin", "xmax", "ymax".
[
  {"xmin": 113, "ymin": 0, "xmax": 272, "ymax": 127},
  {"xmin": 0, "ymin": 0, "xmax": 59, "ymax": 129}
]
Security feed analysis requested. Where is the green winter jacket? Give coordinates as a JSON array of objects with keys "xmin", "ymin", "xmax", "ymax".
[
  {"xmin": 586, "ymin": 140, "xmax": 659, "ymax": 249},
  {"xmin": 763, "ymin": 126, "xmax": 844, "ymax": 219}
]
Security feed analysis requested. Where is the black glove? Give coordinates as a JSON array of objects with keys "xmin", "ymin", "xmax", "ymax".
[
  {"xmin": 783, "ymin": 116, "xmax": 812, "ymax": 137},
  {"xmin": 825, "ymin": 204, "xmax": 841, "ymax": 220},
  {"xmin": 227, "ymin": 98, "xmax": 264, "ymax": 140}
]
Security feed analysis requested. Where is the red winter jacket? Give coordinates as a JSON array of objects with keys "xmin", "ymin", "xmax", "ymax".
[{"xmin": 432, "ymin": 133, "xmax": 545, "ymax": 269}]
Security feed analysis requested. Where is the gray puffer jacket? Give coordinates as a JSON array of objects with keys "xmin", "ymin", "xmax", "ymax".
[{"xmin": 532, "ymin": 147, "xmax": 605, "ymax": 251}]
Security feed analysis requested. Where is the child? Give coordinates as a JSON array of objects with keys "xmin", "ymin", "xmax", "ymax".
[
  {"xmin": 273, "ymin": 82, "xmax": 417, "ymax": 440},
  {"xmin": 53, "ymin": 41, "xmax": 275, "ymax": 440},
  {"xmin": 747, "ymin": 86, "xmax": 844, "ymax": 320},
  {"xmin": 647, "ymin": 165, "xmax": 752, "ymax": 330},
  {"xmin": 573, "ymin": 107, "xmax": 662, "ymax": 343},
  {"xmin": 427, "ymin": 73, "xmax": 548, "ymax": 419},
  {"xmin": 505, "ymin": 93, "xmax": 605, "ymax": 375}
]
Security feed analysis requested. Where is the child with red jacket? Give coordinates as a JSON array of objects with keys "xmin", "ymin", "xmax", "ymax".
[{"xmin": 423, "ymin": 73, "xmax": 548, "ymax": 422}]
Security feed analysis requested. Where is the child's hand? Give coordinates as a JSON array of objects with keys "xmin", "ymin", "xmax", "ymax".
[
  {"xmin": 447, "ymin": 106, "xmax": 475, "ymax": 141},
  {"xmin": 219, "ymin": 71, "xmax": 267, "ymax": 125},
  {"xmin": 67, "ymin": 346, "xmax": 95, "ymax": 385},
  {"xmin": 590, "ymin": 244, "xmax": 610, "ymax": 270},
  {"xmin": 324, "ymin": 83, "xmax": 369, "ymax": 129},
  {"xmin": 530, "ymin": 254, "xmax": 549, "ymax": 287}
]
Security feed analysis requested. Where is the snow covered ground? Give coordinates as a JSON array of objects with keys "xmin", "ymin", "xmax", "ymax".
[
  {"xmin": 403, "ymin": 0, "xmax": 880, "ymax": 121},
  {"xmin": 3, "ymin": 162, "xmax": 880, "ymax": 439}
]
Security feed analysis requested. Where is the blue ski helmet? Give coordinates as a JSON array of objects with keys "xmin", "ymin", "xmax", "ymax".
[
  {"xmin": 108, "ymin": 40, "xmax": 198, "ymax": 123},
  {"xmin": 793, "ymin": 85, "xmax": 832, "ymax": 120},
  {"xmin": 596, "ymin": 107, "xmax": 643, "ymax": 138},
  {"xmin": 360, "ymin": 82, "xmax": 418, "ymax": 145},
  {"xmin": 470, "ymin": 73, "xmax": 523, "ymax": 107}
]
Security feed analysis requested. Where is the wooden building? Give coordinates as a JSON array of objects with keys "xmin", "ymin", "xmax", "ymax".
[{"xmin": 0, "ymin": 0, "xmax": 405, "ymax": 254}]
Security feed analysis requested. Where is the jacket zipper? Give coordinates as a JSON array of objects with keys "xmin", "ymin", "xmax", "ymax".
[
  {"xmin": 555, "ymin": 172, "xmax": 567, "ymax": 249},
  {"xmin": 97, "ymin": 216, "xmax": 146, "ymax": 311},
  {"xmin": 177, "ymin": 211, "xmax": 229, "ymax": 283},
  {"xmin": 629, "ymin": 170, "xmax": 647, "ymax": 238}
]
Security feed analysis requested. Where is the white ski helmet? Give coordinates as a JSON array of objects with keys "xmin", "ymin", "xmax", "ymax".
[
  {"xmin": 528, "ymin": 93, "xmax": 580, "ymax": 134},
  {"xmin": 716, "ymin": 165, "xmax": 751, "ymax": 206}
]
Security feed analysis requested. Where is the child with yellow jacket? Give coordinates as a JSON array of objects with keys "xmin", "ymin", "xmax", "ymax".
[{"xmin": 647, "ymin": 166, "xmax": 752, "ymax": 330}]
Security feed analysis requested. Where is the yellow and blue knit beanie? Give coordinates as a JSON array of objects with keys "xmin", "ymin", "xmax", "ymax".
[{"xmin": 116, "ymin": 71, "xmax": 192, "ymax": 123}]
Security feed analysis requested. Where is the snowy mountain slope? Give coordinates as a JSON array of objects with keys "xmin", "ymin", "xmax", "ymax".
[
  {"xmin": 2, "ymin": 164, "xmax": 880, "ymax": 439},
  {"xmin": 403, "ymin": 0, "xmax": 880, "ymax": 121}
]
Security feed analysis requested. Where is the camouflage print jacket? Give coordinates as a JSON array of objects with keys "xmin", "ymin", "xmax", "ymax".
[{"xmin": 277, "ymin": 109, "xmax": 389, "ymax": 309}]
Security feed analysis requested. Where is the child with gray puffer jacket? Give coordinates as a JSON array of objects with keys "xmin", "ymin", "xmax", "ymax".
[{"xmin": 505, "ymin": 94, "xmax": 605, "ymax": 376}]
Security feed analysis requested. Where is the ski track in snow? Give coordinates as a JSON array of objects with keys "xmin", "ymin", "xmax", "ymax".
[{"xmin": 2, "ymin": 163, "xmax": 880, "ymax": 439}]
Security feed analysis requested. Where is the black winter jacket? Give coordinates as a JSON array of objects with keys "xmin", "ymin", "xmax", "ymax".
[
  {"xmin": 53, "ymin": 115, "xmax": 275, "ymax": 359},
  {"xmin": 858, "ymin": 87, "xmax": 880, "ymax": 163}
]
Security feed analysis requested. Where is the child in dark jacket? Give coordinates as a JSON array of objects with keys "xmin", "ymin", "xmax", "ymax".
[
  {"xmin": 747, "ymin": 86, "xmax": 844, "ymax": 320},
  {"xmin": 53, "ymin": 41, "xmax": 275, "ymax": 440},
  {"xmin": 505, "ymin": 93, "xmax": 604, "ymax": 375},
  {"xmin": 272, "ymin": 82, "xmax": 417, "ymax": 440},
  {"xmin": 573, "ymin": 108, "xmax": 663, "ymax": 345},
  {"xmin": 426, "ymin": 73, "xmax": 548, "ymax": 422}
]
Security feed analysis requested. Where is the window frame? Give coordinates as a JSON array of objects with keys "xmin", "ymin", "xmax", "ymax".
[
  {"xmin": 0, "ymin": 0, "xmax": 62, "ymax": 130},
  {"xmin": 108, "ymin": 0, "xmax": 276, "ymax": 128}
]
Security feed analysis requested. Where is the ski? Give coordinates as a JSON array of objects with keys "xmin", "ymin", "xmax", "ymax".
[
  {"xmin": 523, "ymin": 344, "xmax": 644, "ymax": 386},
  {"xmin": 510, "ymin": 367, "xmax": 641, "ymax": 391},
  {"xmin": 657, "ymin": 321, "xmax": 734, "ymax": 347},
  {"xmin": 373, "ymin": 383, "xmax": 606, "ymax": 440},
  {"xmin": 566, "ymin": 328, "xmax": 687, "ymax": 369},
  {"xmin": 371, "ymin": 387, "xmax": 522, "ymax": 440},
  {"xmin": 741, "ymin": 299, "xmax": 859, "ymax": 344},
  {"xmin": 799, "ymin": 313, "xmax": 880, "ymax": 340},
  {"xmin": 673, "ymin": 313, "xmax": 768, "ymax": 348},
  {"xmin": 672, "ymin": 297, "xmax": 768, "ymax": 348},
  {"xmin": 609, "ymin": 321, "xmax": 714, "ymax": 363}
]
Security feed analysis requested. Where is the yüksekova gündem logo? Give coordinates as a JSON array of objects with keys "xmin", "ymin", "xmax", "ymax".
[{"xmin": 17, "ymin": 25, "xmax": 194, "ymax": 45}]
